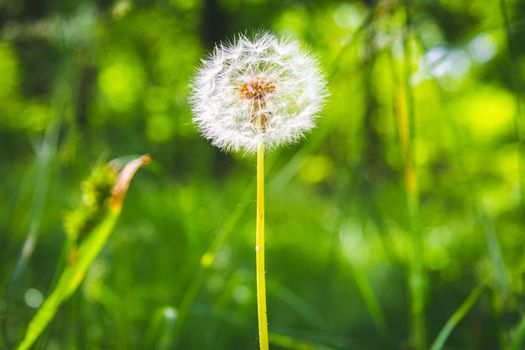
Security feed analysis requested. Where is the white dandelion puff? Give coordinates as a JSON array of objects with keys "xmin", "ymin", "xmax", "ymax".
[{"xmin": 190, "ymin": 32, "xmax": 328, "ymax": 153}]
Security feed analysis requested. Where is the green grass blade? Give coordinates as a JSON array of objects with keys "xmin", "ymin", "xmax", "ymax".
[
  {"xmin": 351, "ymin": 264, "xmax": 387, "ymax": 335},
  {"xmin": 268, "ymin": 281, "xmax": 326, "ymax": 329},
  {"xmin": 16, "ymin": 155, "xmax": 149, "ymax": 350},
  {"xmin": 5, "ymin": 123, "xmax": 59, "ymax": 296},
  {"xmin": 144, "ymin": 306, "xmax": 178, "ymax": 350},
  {"xmin": 499, "ymin": 0, "xmax": 525, "ymax": 213},
  {"xmin": 16, "ymin": 211, "xmax": 119, "ymax": 350},
  {"xmin": 429, "ymin": 284, "xmax": 486, "ymax": 350},
  {"xmin": 510, "ymin": 312, "xmax": 525, "ymax": 350},
  {"xmin": 479, "ymin": 212, "xmax": 508, "ymax": 296},
  {"xmin": 390, "ymin": 8, "xmax": 426, "ymax": 346},
  {"xmin": 171, "ymin": 180, "xmax": 254, "ymax": 349},
  {"xmin": 269, "ymin": 332, "xmax": 338, "ymax": 350}
]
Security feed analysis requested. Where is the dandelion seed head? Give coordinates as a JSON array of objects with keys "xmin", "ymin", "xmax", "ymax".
[{"xmin": 190, "ymin": 32, "xmax": 328, "ymax": 153}]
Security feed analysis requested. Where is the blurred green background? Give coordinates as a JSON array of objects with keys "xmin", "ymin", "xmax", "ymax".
[{"xmin": 1, "ymin": 0, "xmax": 524, "ymax": 349}]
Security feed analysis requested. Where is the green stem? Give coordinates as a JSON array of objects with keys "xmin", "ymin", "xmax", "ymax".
[
  {"xmin": 399, "ymin": 1, "xmax": 425, "ymax": 347},
  {"xmin": 430, "ymin": 284, "xmax": 486, "ymax": 350},
  {"xmin": 500, "ymin": 0, "xmax": 525, "ymax": 215},
  {"xmin": 256, "ymin": 142, "xmax": 269, "ymax": 350}
]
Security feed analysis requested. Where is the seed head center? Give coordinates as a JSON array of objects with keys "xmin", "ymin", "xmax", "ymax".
[{"xmin": 239, "ymin": 78, "xmax": 276, "ymax": 101}]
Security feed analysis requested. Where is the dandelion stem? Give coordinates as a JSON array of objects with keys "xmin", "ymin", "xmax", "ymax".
[{"xmin": 256, "ymin": 141, "xmax": 269, "ymax": 350}]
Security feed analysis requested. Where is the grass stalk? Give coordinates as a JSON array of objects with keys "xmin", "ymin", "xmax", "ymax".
[
  {"xmin": 15, "ymin": 155, "xmax": 149, "ymax": 350},
  {"xmin": 510, "ymin": 310, "xmax": 525, "ymax": 350},
  {"xmin": 497, "ymin": 2, "xmax": 525, "ymax": 347},
  {"xmin": 16, "ymin": 210, "xmax": 120, "ymax": 350},
  {"xmin": 429, "ymin": 284, "xmax": 486, "ymax": 350},
  {"xmin": 388, "ymin": 2, "xmax": 426, "ymax": 347},
  {"xmin": 499, "ymin": 0, "xmax": 525, "ymax": 214},
  {"xmin": 256, "ymin": 142, "xmax": 269, "ymax": 350},
  {"xmin": 269, "ymin": 332, "xmax": 337, "ymax": 350},
  {"xmin": 446, "ymin": 114, "xmax": 509, "ymax": 346},
  {"xmin": 2, "ymin": 119, "xmax": 60, "ymax": 348},
  {"xmin": 171, "ymin": 182, "xmax": 254, "ymax": 349}
]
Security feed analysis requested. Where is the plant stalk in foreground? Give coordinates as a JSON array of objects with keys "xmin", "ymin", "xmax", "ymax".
[
  {"xmin": 256, "ymin": 142, "xmax": 269, "ymax": 350},
  {"xmin": 16, "ymin": 155, "xmax": 150, "ymax": 350}
]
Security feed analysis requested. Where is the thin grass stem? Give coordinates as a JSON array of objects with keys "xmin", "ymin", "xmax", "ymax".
[
  {"xmin": 510, "ymin": 311, "xmax": 525, "ymax": 350},
  {"xmin": 499, "ymin": 0, "xmax": 525, "ymax": 215},
  {"xmin": 429, "ymin": 284, "xmax": 486, "ymax": 350},
  {"xmin": 388, "ymin": 2, "xmax": 426, "ymax": 347}
]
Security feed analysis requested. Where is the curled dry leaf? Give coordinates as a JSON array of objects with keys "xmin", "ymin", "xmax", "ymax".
[{"xmin": 110, "ymin": 154, "xmax": 151, "ymax": 210}]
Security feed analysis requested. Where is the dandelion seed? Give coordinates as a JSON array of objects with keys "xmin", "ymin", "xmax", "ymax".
[{"xmin": 190, "ymin": 32, "xmax": 328, "ymax": 153}]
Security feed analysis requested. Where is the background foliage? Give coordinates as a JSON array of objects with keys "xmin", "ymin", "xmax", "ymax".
[{"xmin": 1, "ymin": 0, "xmax": 524, "ymax": 349}]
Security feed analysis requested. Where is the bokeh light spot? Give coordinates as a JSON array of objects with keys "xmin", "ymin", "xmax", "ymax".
[
  {"xmin": 459, "ymin": 87, "xmax": 514, "ymax": 139},
  {"xmin": 468, "ymin": 34, "xmax": 497, "ymax": 64},
  {"xmin": 0, "ymin": 43, "xmax": 19, "ymax": 99},
  {"xmin": 299, "ymin": 155, "xmax": 334, "ymax": 184},
  {"xmin": 24, "ymin": 288, "xmax": 43, "ymax": 309},
  {"xmin": 333, "ymin": 3, "xmax": 365, "ymax": 30},
  {"xmin": 98, "ymin": 59, "xmax": 143, "ymax": 112},
  {"xmin": 146, "ymin": 114, "xmax": 175, "ymax": 143}
]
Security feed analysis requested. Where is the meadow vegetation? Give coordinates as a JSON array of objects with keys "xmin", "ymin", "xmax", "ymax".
[{"xmin": 1, "ymin": 0, "xmax": 524, "ymax": 349}]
